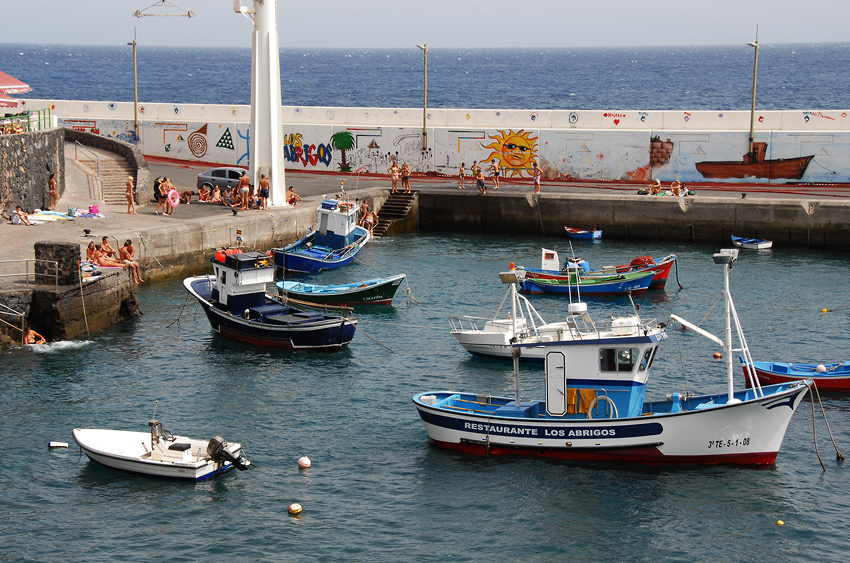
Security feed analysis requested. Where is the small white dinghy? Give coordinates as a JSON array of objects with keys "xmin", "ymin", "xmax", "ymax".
[{"xmin": 73, "ymin": 410, "xmax": 250, "ymax": 481}]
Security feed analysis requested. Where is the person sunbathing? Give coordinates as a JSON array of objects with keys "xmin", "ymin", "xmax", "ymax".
[
  {"xmin": 13, "ymin": 206, "xmax": 32, "ymax": 225},
  {"xmin": 210, "ymin": 186, "xmax": 222, "ymax": 203},
  {"xmin": 94, "ymin": 245, "xmax": 129, "ymax": 269}
]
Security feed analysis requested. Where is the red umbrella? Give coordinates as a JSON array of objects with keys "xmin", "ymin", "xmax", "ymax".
[
  {"xmin": 0, "ymin": 92, "xmax": 18, "ymax": 108},
  {"xmin": 0, "ymin": 70, "xmax": 31, "ymax": 95}
]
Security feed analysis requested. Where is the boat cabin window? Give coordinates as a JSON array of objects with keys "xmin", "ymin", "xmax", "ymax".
[
  {"xmin": 638, "ymin": 346, "xmax": 658, "ymax": 372},
  {"xmin": 599, "ymin": 347, "xmax": 638, "ymax": 373}
]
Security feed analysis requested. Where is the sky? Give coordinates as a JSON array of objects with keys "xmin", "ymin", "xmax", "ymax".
[{"xmin": 2, "ymin": 0, "xmax": 849, "ymax": 49}]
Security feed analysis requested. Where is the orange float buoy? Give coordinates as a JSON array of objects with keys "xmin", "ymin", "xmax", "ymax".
[
  {"xmin": 713, "ymin": 352, "xmax": 722, "ymax": 359},
  {"xmin": 509, "ymin": 262, "xmax": 516, "ymax": 270}
]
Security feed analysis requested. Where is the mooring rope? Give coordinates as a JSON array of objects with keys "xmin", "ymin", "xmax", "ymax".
[
  {"xmin": 139, "ymin": 234, "xmax": 167, "ymax": 273},
  {"xmin": 809, "ymin": 387, "xmax": 826, "ymax": 471},
  {"xmin": 813, "ymin": 382, "xmax": 845, "ymax": 461},
  {"xmin": 166, "ymin": 291, "xmax": 191, "ymax": 329}
]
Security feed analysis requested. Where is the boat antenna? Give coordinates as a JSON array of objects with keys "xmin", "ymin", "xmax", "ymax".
[
  {"xmin": 151, "ymin": 400, "xmax": 159, "ymax": 420},
  {"xmin": 747, "ymin": 25, "xmax": 760, "ymax": 159},
  {"xmin": 627, "ymin": 291, "xmax": 640, "ymax": 319}
]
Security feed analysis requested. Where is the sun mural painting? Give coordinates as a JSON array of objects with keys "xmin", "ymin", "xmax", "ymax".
[{"xmin": 480, "ymin": 129, "xmax": 538, "ymax": 177}]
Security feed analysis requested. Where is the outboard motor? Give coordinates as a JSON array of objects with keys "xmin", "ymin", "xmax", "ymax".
[{"xmin": 207, "ymin": 435, "xmax": 250, "ymax": 470}]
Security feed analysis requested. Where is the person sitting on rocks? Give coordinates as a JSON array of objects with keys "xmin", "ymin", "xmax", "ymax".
[
  {"xmin": 100, "ymin": 236, "xmax": 117, "ymax": 259},
  {"xmin": 24, "ymin": 325, "xmax": 45, "ymax": 345},
  {"xmin": 94, "ymin": 244, "xmax": 129, "ymax": 270},
  {"xmin": 649, "ymin": 179, "xmax": 662, "ymax": 196}
]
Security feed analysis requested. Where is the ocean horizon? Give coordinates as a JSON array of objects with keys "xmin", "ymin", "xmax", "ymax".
[{"xmin": 3, "ymin": 42, "xmax": 849, "ymax": 111}]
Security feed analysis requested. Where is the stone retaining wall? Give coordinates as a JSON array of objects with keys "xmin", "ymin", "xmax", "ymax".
[
  {"xmin": 0, "ymin": 128, "xmax": 64, "ymax": 218},
  {"xmin": 418, "ymin": 192, "xmax": 850, "ymax": 250}
]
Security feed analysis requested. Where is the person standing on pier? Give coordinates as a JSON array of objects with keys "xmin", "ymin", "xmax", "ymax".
[
  {"xmin": 388, "ymin": 161, "xmax": 400, "ymax": 193},
  {"xmin": 125, "ymin": 176, "xmax": 137, "ymax": 214},
  {"xmin": 458, "ymin": 163, "xmax": 466, "ymax": 189},
  {"xmin": 237, "ymin": 171, "xmax": 251, "ymax": 211},
  {"xmin": 258, "ymin": 174, "xmax": 269, "ymax": 209},
  {"xmin": 490, "ymin": 159, "xmax": 500, "ymax": 189},
  {"xmin": 48, "ymin": 173, "xmax": 58, "ymax": 210},
  {"xmin": 532, "ymin": 162, "xmax": 542, "ymax": 194},
  {"xmin": 401, "ymin": 163, "xmax": 411, "ymax": 193},
  {"xmin": 476, "ymin": 167, "xmax": 486, "ymax": 195}
]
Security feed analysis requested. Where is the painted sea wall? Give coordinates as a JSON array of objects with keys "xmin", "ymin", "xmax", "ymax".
[{"xmin": 18, "ymin": 99, "xmax": 850, "ymax": 185}]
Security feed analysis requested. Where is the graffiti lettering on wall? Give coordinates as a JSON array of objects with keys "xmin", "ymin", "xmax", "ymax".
[
  {"xmin": 65, "ymin": 119, "xmax": 99, "ymax": 135},
  {"xmin": 481, "ymin": 129, "xmax": 539, "ymax": 177},
  {"xmin": 283, "ymin": 132, "xmax": 333, "ymax": 168}
]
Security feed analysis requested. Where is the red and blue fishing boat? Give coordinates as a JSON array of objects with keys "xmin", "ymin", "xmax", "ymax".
[
  {"xmin": 742, "ymin": 359, "xmax": 850, "ymax": 391},
  {"xmin": 564, "ymin": 226, "xmax": 602, "ymax": 240}
]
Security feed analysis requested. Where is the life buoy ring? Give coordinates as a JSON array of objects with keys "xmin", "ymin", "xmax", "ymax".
[{"xmin": 167, "ymin": 189, "xmax": 180, "ymax": 207}]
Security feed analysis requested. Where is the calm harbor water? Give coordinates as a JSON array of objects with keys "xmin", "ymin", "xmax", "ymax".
[{"xmin": 2, "ymin": 233, "xmax": 850, "ymax": 561}]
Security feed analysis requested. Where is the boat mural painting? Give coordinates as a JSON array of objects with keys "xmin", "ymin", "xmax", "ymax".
[
  {"xmin": 695, "ymin": 143, "xmax": 814, "ymax": 180},
  {"xmin": 414, "ymin": 249, "xmax": 813, "ymax": 465}
]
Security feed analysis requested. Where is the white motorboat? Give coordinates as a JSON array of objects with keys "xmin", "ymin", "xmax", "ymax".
[
  {"xmin": 416, "ymin": 250, "xmax": 813, "ymax": 465},
  {"xmin": 449, "ymin": 268, "xmax": 665, "ymax": 362},
  {"xmin": 73, "ymin": 410, "xmax": 250, "ymax": 481}
]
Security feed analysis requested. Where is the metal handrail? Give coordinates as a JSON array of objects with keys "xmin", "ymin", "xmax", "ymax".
[
  {"xmin": 0, "ymin": 259, "xmax": 59, "ymax": 290},
  {"xmin": 74, "ymin": 141, "xmax": 104, "ymax": 200},
  {"xmin": 0, "ymin": 302, "xmax": 25, "ymax": 346}
]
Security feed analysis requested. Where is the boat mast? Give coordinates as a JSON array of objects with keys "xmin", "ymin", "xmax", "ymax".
[
  {"xmin": 712, "ymin": 249, "xmax": 740, "ymax": 403},
  {"xmin": 747, "ymin": 26, "xmax": 759, "ymax": 159},
  {"xmin": 501, "ymin": 268, "xmax": 523, "ymax": 404}
]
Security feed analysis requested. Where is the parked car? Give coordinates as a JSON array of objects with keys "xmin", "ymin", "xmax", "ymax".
[{"xmin": 196, "ymin": 166, "xmax": 247, "ymax": 191}]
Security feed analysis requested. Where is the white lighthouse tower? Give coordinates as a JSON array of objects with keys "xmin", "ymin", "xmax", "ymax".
[{"xmin": 235, "ymin": 0, "xmax": 287, "ymax": 206}]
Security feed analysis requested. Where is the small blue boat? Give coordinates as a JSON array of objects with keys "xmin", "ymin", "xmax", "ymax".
[
  {"xmin": 277, "ymin": 273, "xmax": 406, "ymax": 306},
  {"xmin": 731, "ymin": 235, "xmax": 772, "ymax": 250},
  {"xmin": 273, "ymin": 198, "xmax": 370, "ymax": 273},
  {"xmin": 565, "ymin": 226, "xmax": 602, "ymax": 240}
]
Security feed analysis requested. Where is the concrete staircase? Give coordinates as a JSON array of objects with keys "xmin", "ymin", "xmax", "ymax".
[
  {"xmin": 373, "ymin": 191, "xmax": 417, "ymax": 237},
  {"xmin": 75, "ymin": 151, "xmax": 135, "ymax": 205}
]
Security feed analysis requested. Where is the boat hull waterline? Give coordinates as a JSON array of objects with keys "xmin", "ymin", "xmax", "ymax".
[{"xmin": 414, "ymin": 381, "xmax": 810, "ymax": 465}]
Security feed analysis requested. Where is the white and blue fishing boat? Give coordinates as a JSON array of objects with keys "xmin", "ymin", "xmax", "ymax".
[
  {"xmin": 564, "ymin": 226, "xmax": 602, "ymax": 240},
  {"xmin": 273, "ymin": 197, "xmax": 370, "ymax": 273},
  {"xmin": 185, "ymin": 248, "xmax": 357, "ymax": 350},
  {"xmin": 414, "ymin": 249, "xmax": 812, "ymax": 465},
  {"xmin": 731, "ymin": 235, "xmax": 773, "ymax": 250},
  {"xmin": 450, "ymin": 269, "xmax": 664, "ymax": 362}
]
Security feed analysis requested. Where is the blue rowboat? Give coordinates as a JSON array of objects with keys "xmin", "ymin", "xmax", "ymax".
[
  {"xmin": 731, "ymin": 235, "xmax": 772, "ymax": 250},
  {"xmin": 565, "ymin": 226, "xmax": 602, "ymax": 240},
  {"xmin": 277, "ymin": 273, "xmax": 406, "ymax": 307}
]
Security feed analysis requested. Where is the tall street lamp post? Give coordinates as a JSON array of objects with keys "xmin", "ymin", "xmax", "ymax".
[
  {"xmin": 747, "ymin": 30, "xmax": 759, "ymax": 159},
  {"xmin": 128, "ymin": 30, "xmax": 139, "ymax": 139},
  {"xmin": 416, "ymin": 43, "xmax": 428, "ymax": 151}
]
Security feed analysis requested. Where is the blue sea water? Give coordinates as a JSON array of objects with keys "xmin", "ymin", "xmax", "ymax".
[
  {"xmin": 2, "ymin": 43, "xmax": 850, "ymax": 110},
  {"xmin": 2, "ymin": 234, "xmax": 850, "ymax": 561}
]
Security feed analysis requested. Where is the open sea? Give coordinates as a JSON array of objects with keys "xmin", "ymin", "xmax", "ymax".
[
  {"xmin": 2, "ymin": 44, "xmax": 850, "ymax": 561},
  {"xmin": 3, "ymin": 234, "xmax": 850, "ymax": 562},
  {"xmin": 2, "ymin": 43, "xmax": 850, "ymax": 110}
]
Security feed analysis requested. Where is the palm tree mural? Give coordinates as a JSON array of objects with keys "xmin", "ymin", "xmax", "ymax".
[{"xmin": 330, "ymin": 130, "xmax": 355, "ymax": 172}]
